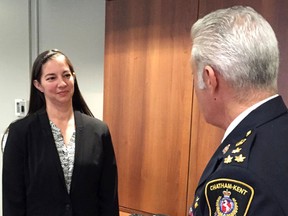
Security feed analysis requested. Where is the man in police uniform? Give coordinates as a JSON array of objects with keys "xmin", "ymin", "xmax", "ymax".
[{"xmin": 189, "ymin": 6, "xmax": 288, "ymax": 216}]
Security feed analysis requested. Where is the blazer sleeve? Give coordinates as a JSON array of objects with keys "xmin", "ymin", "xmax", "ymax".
[
  {"xmin": 3, "ymin": 122, "xmax": 27, "ymax": 216},
  {"xmin": 98, "ymin": 125, "xmax": 119, "ymax": 216}
]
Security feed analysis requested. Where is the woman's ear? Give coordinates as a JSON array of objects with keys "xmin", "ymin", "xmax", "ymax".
[{"xmin": 33, "ymin": 80, "xmax": 43, "ymax": 93}]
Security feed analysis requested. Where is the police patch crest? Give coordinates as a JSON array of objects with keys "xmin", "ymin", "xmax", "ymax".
[
  {"xmin": 205, "ymin": 178, "xmax": 254, "ymax": 216},
  {"xmin": 216, "ymin": 190, "xmax": 238, "ymax": 215}
]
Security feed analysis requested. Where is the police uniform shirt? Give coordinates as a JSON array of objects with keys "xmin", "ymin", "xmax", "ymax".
[{"xmin": 189, "ymin": 96, "xmax": 288, "ymax": 216}]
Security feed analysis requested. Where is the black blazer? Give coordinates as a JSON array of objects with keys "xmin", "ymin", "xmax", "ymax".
[
  {"xmin": 190, "ymin": 96, "xmax": 288, "ymax": 216},
  {"xmin": 3, "ymin": 110, "xmax": 119, "ymax": 216}
]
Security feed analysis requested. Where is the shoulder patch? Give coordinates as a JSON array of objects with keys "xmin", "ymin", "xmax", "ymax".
[{"xmin": 205, "ymin": 178, "xmax": 254, "ymax": 216}]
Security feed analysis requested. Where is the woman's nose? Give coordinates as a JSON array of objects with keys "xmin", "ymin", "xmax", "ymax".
[{"xmin": 58, "ymin": 78, "xmax": 68, "ymax": 87}]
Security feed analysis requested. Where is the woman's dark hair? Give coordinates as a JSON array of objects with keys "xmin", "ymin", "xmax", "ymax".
[{"xmin": 28, "ymin": 49, "xmax": 94, "ymax": 117}]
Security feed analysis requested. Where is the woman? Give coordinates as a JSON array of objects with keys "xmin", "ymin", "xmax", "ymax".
[{"xmin": 3, "ymin": 49, "xmax": 119, "ymax": 216}]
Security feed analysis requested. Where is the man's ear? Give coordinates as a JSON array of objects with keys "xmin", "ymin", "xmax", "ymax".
[
  {"xmin": 203, "ymin": 65, "xmax": 218, "ymax": 93},
  {"xmin": 33, "ymin": 80, "xmax": 44, "ymax": 93}
]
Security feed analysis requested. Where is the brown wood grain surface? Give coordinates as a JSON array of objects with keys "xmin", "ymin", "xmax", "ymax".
[{"xmin": 104, "ymin": 0, "xmax": 197, "ymax": 215}]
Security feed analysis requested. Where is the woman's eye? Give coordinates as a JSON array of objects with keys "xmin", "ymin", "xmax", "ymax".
[
  {"xmin": 64, "ymin": 74, "xmax": 71, "ymax": 79},
  {"xmin": 46, "ymin": 76, "xmax": 55, "ymax": 81}
]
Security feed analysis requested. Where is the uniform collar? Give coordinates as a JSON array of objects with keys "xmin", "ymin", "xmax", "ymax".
[{"xmin": 222, "ymin": 94, "xmax": 279, "ymax": 142}]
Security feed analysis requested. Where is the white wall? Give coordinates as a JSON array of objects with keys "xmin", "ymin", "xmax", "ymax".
[
  {"xmin": 0, "ymin": 0, "xmax": 30, "ymax": 141},
  {"xmin": 0, "ymin": 1, "xmax": 30, "ymax": 212},
  {"xmin": 0, "ymin": 0, "xmax": 105, "ymax": 214},
  {"xmin": 37, "ymin": 0, "xmax": 106, "ymax": 119}
]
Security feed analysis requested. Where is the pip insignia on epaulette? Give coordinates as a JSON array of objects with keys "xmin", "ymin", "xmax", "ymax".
[{"xmin": 223, "ymin": 129, "xmax": 253, "ymax": 165}]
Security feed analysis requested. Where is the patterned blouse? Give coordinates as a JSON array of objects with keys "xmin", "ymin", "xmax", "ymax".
[{"xmin": 50, "ymin": 121, "xmax": 75, "ymax": 193}]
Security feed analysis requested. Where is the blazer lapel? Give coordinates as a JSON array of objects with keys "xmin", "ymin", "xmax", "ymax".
[
  {"xmin": 37, "ymin": 110, "xmax": 68, "ymax": 192},
  {"xmin": 70, "ymin": 111, "xmax": 84, "ymax": 193}
]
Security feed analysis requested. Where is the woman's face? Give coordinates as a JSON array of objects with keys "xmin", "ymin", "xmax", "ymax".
[{"xmin": 33, "ymin": 54, "xmax": 75, "ymax": 108}]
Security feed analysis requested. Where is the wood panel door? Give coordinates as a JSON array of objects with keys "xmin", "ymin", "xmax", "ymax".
[
  {"xmin": 187, "ymin": 0, "xmax": 288, "ymax": 210},
  {"xmin": 104, "ymin": 0, "xmax": 198, "ymax": 215}
]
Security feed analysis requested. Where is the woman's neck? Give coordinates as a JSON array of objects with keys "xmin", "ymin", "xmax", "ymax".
[
  {"xmin": 46, "ymin": 105, "xmax": 74, "ymax": 123},
  {"xmin": 47, "ymin": 105, "xmax": 75, "ymax": 145}
]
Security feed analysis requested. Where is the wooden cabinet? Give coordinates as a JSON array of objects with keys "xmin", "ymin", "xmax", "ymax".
[{"xmin": 104, "ymin": 1, "xmax": 288, "ymax": 215}]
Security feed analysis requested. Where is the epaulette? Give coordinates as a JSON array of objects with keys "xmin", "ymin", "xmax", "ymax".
[{"xmin": 221, "ymin": 129, "xmax": 255, "ymax": 167}]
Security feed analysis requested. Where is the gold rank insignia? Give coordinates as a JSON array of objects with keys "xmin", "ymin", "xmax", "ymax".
[
  {"xmin": 224, "ymin": 155, "xmax": 233, "ymax": 164},
  {"xmin": 235, "ymin": 130, "xmax": 252, "ymax": 147},
  {"xmin": 235, "ymin": 154, "xmax": 246, "ymax": 163},
  {"xmin": 246, "ymin": 130, "xmax": 252, "ymax": 137},
  {"xmin": 232, "ymin": 147, "xmax": 242, "ymax": 154},
  {"xmin": 235, "ymin": 138, "xmax": 246, "ymax": 147},
  {"xmin": 222, "ymin": 144, "xmax": 231, "ymax": 154},
  {"xmin": 194, "ymin": 196, "xmax": 199, "ymax": 209}
]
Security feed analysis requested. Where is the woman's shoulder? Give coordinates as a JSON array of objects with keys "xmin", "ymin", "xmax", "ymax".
[
  {"xmin": 76, "ymin": 111, "xmax": 108, "ymax": 127},
  {"xmin": 75, "ymin": 111, "xmax": 110, "ymax": 135},
  {"xmin": 9, "ymin": 110, "xmax": 46, "ymax": 130},
  {"xmin": 10, "ymin": 114, "xmax": 35, "ymax": 128}
]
